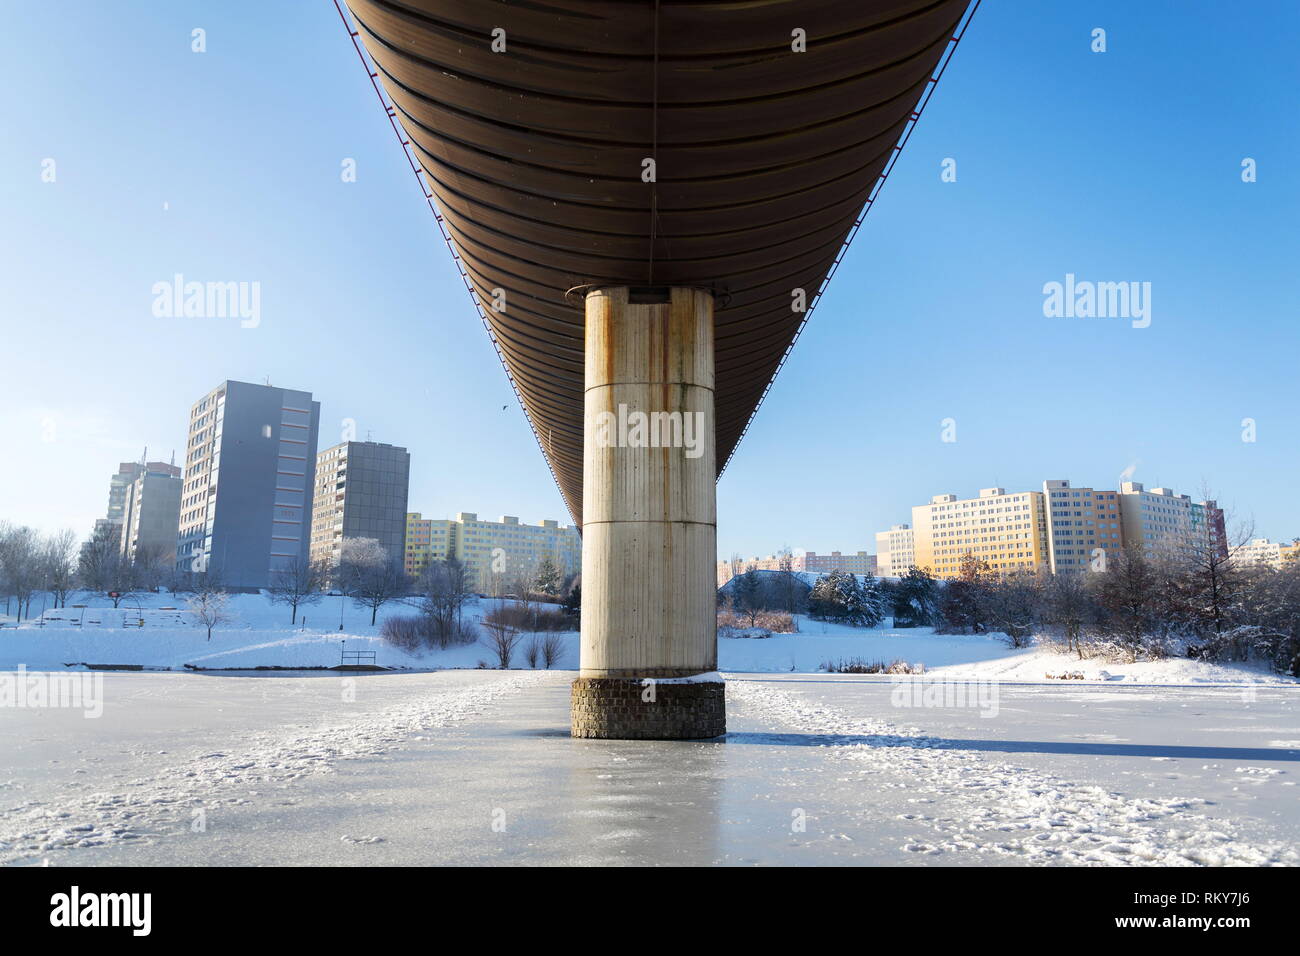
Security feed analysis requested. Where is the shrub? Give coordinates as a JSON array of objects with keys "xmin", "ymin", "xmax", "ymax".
[
  {"xmin": 537, "ymin": 631, "xmax": 566, "ymax": 668},
  {"xmin": 380, "ymin": 613, "xmax": 477, "ymax": 651},
  {"xmin": 716, "ymin": 608, "xmax": 796, "ymax": 634},
  {"xmin": 484, "ymin": 604, "xmax": 573, "ymax": 633},
  {"xmin": 524, "ymin": 631, "xmax": 570, "ymax": 668},
  {"xmin": 819, "ymin": 657, "xmax": 925, "ymax": 675},
  {"xmin": 379, "ymin": 614, "xmax": 428, "ymax": 650}
]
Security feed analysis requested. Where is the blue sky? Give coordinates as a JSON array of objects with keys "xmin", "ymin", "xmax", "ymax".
[{"xmin": 1, "ymin": 1, "xmax": 1296, "ymax": 557}]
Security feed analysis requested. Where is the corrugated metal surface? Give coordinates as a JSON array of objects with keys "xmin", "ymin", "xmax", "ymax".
[{"xmin": 345, "ymin": 0, "xmax": 972, "ymax": 522}]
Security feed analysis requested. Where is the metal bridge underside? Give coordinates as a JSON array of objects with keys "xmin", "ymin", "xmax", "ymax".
[{"xmin": 346, "ymin": 0, "xmax": 970, "ymax": 522}]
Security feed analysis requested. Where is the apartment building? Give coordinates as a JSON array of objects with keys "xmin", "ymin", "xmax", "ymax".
[
  {"xmin": 716, "ymin": 553, "xmax": 787, "ymax": 586},
  {"xmin": 404, "ymin": 511, "xmax": 581, "ymax": 590},
  {"xmin": 874, "ymin": 524, "xmax": 916, "ymax": 578},
  {"xmin": 1233, "ymin": 538, "xmax": 1297, "ymax": 570},
  {"xmin": 177, "ymin": 380, "xmax": 321, "ymax": 590},
  {"xmin": 99, "ymin": 459, "xmax": 179, "ymax": 543},
  {"xmin": 804, "ymin": 551, "xmax": 876, "ymax": 575},
  {"xmin": 309, "ymin": 441, "xmax": 410, "ymax": 571},
  {"xmin": 404, "ymin": 513, "xmax": 457, "ymax": 578},
  {"xmin": 1042, "ymin": 480, "xmax": 1124, "ymax": 573},
  {"xmin": 715, "ymin": 549, "xmax": 877, "ymax": 586},
  {"xmin": 118, "ymin": 464, "xmax": 183, "ymax": 564},
  {"xmin": 1118, "ymin": 481, "xmax": 1224, "ymax": 559},
  {"xmin": 911, "ymin": 487, "xmax": 1049, "ymax": 579}
]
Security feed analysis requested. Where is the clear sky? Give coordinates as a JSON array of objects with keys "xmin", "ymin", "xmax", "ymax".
[{"xmin": 1, "ymin": 1, "xmax": 1296, "ymax": 557}]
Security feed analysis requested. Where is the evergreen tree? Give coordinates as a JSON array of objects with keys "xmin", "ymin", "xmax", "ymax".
[
  {"xmin": 734, "ymin": 565, "xmax": 763, "ymax": 626},
  {"xmin": 893, "ymin": 566, "xmax": 938, "ymax": 627},
  {"xmin": 534, "ymin": 556, "xmax": 561, "ymax": 596},
  {"xmin": 562, "ymin": 582, "xmax": 581, "ymax": 619}
]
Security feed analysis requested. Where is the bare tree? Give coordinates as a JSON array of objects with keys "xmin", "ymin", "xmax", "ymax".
[
  {"xmin": 338, "ymin": 537, "xmax": 407, "ymax": 626},
  {"xmin": 1095, "ymin": 546, "xmax": 1158, "ymax": 662},
  {"xmin": 480, "ymin": 564, "xmax": 508, "ymax": 600},
  {"xmin": 1043, "ymin": 571, "xmax": 1096, "ymax": 658},
  {"xmin": 41, "ymin": 529, "xmax": 80, "ymax": 609},
  {"xmin": 411, "ymin": 557, "xmax": 474, "ymax": 646},
  {"xmin": 77, "ymin": 524, "xmax": 138, "ymax": 608},
  {"xmin": 0, "ymin": 525, "xmax": 40, "ymax": 621},
  {"xmin": 1183, "ymin": 492, "xmax": 1253, "ymax": 640},
  {"xmin": 481, "ymin": 597, "xmax": 522, "ymax": 668},
  {"xmin": 187, "ymin": 588, "xmax": 231, "ymax": 641},
  {"xmin": 131, "ymin": 543, "xmax": 171, "ymax": 593},
  {"xmin": 0, "ymin": 522, "xmax": 22, "ymax": 618},
  {"xmin": 538, "ymin": 631, "xmax": 566, "ymax": 669},
  {"xmin": 936, "ymin": 554, "xmax": 995, "ymax": 634},
  {"xmin": 268, "ymin": 556, "xmax": 327, "ymax": 624}
]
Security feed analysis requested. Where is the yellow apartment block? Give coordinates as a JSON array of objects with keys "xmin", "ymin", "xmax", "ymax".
[
  {"xmin": 403, "ymin": 513, "xmax": 456, "ymax": 578},
  {"xmin": 404, "ymin": 511, "xmax": 581, "ymax": 590},
  {"xmin": 911, "ymin": 487, "xmax": 1049, "ymax": 579}
]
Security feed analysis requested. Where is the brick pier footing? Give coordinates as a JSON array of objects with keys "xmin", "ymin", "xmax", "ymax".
[{"xmin": 570, "ymin": 677, "xmax": 726, "ymax": 740}]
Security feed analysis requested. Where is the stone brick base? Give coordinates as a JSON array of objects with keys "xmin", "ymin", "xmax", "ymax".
[{"xmin": 570, "ymin": 677, "xmax": 726, "ymax": 740}]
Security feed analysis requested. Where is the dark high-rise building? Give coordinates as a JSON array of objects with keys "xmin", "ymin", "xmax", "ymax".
[
  {"xmin": 119, "ymin": 464, "xmax": 183, "ymax": 565},
  {"xmin": 177, "ymin": 380, "xmax": 321, "ymax": 590},
  {"xmin": 310, "ymin": 441, "xmax": 411, "ymax": 570}
]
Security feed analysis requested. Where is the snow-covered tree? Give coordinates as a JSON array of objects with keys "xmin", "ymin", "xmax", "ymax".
[
  {"xmin": 984, "ymin": 568, "xmax": 1045, "ymax": 648},
  {"xmin": 338, "ymin": 537, "xmax": 407, "ymax": 626},
  {"xmin": 809, "ymin": 570, "xmax": 881, "ymax": 627},
  {"xmin": 891, "ymin": 566, "xmax": 938, "ymax": 627},
  {"xmin": 534, "ymin": 556, "xmax": 561, "ymax": 596}
]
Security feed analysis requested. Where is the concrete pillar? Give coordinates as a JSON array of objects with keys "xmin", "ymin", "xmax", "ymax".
[{"xmin": 570, "ymin": 286, "xmax": 725, "ymax": 739}]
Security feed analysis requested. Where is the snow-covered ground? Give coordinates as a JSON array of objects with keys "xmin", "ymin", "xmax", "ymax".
[
  {"xmin": 2, "ymin": 591, "xmax": 1295, "ymax": 865},
  {"xmin": 0, "ymin": 670, "xmax": 1295, "ymax": 866},
  {"xmin": 1, "ymin": 591, "xmax": 1293, "ymax": 685}
]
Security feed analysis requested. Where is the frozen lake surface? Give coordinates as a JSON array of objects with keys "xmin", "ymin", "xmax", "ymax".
[{"xmin": 1, "ymin": 670, "xmax": 1297, "ymax": 866}]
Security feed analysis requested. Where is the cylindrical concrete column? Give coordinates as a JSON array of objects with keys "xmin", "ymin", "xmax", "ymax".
[{"xmin": 570, "ymin": 286, "xmax": 725, "ymax": 739}]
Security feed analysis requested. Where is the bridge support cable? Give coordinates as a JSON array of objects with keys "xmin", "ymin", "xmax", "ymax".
[
  {"xmin": 717, "ymin": 0, "xmax": 983, "ymax": 480},
  {"xmin": 330, "ymin": 0, "xmax": 579, "ymax": 526}
]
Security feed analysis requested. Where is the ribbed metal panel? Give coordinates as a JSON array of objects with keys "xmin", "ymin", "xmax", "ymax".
[{"xmin": 345, "ymin": 0, "xmax": 971, "ymax": 522}]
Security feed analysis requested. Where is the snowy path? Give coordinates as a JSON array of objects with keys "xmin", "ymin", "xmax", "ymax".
[
  {"xmin": 727, "ymin": 676, "xmax": 1300, "ymax": 866},
  {"xmin": 1, "ymin": 670, "xmax": 1296, "ymax": 865},
  {"xmin": 0, "ymin": 671, "xmax": 545, "ymax": 864}
]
